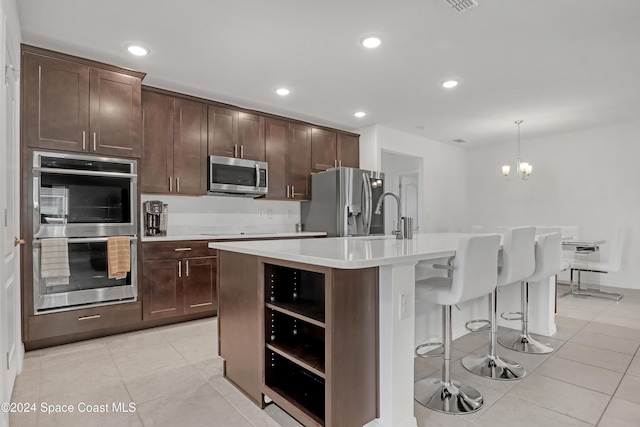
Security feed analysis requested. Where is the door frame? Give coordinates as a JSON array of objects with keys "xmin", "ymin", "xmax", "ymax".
[{"xmin": 0, "ymin": 6, "xmax": 24, "ymax": 422}]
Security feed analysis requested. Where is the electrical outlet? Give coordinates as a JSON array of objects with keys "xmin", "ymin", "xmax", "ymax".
[
  {"xmin": 268, "ymin": 209, "xmax": 273, "ymax": 219},
  {"xmin": 258, "ymin": 209, "xmax": 264, "ymax": 218},
  {"xmin": 399, "ymin": 293, "xmax": 409, "ymax": 320}
]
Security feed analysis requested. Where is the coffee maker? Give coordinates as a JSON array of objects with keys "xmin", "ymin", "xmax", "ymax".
[{"xmin": 144, "ymin": 200, "xmax": 168, "ymax": 236}]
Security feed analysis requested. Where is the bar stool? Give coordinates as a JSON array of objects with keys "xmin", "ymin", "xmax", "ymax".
[
  {"xmin": 414, "ymin": 234, "xmax": 501, "ymax": 414},
  {"xmin": 461, "ymin": 226, "xmax": 535, "ymax": 380},
  {"xmin": 498, "ymin": 232, "xmax": 562, "ymax": 354}
]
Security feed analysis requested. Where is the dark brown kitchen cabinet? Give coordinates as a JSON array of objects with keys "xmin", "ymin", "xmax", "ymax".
[
  {"xmin": 265, "ymin": 119, "xmax": 311, "ymax": 200},
  {"xmin": 22, "ymin": 45, "xmax": 144, "ymax": 158},
  {"xmin": 217, "ymin": 253, "xmax": 378, "ymax": 426},
  {"xmin": 310, "ymin": 128, "xmax": 337, "ymax": 172},
  {"xmin": 142, "ymin": 241, "xmax": 217, "ymax": 321},
  {"xmin": 142, "ymin": 259, "xmax": 184, "ymax": 320},
  {"xmin": 141, "ymin": 88, "xmax": 207, "ymax": 195},
  {"xmin": 184, "ymin": 257, "xmax": 217, "ymax": 314},
  {"xmin": 310, "ymin": 128, "xmax": 360, "ymax": 172},
  {"xmin": 208, "ymin": 106, "xmax": 265, "ymax": 161},
  {"xmin": 337, "ymin": 133, "xmax": 360, "ymax": 168}
]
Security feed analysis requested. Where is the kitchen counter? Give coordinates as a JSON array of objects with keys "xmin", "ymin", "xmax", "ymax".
[
  {"xmin": 211, "ymin": 232, "xmax": 557, "ymax": 427},
  {"xmin": 140, "ymin": 231, "xmax": 326, "ymax": 242},
  {"xmin": 208, "ymin": 233, "xmax": 469, "ymax": 268}
]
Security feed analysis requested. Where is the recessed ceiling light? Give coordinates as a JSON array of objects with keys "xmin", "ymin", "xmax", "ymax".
[
  {"xmin": 442, "ymin": 80, "xmax": 459, "ymax": 89},
  {"xmin": 361, "ymin": 36, "xmax": 382, "ymax": 49},
  {"xmin": 354, "ymin": 111, "xmax": 366, "ymax": 118},
  {"xmin": 275, "ymin": 88, "xmax": 290, "ymax": 96},
  {"xmin": 126, "ymin": 44, "xmax": 148, "ymax": 56}
]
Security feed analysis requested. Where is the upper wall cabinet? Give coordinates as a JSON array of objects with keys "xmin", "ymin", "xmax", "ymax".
[
  {"xmin": 311, "ymin": 128, "xmax": 359, "ymax": 172},
  {"xmin": 208, "ymin": 106, "xmax": 265, "ymax": 161},
  {"xmin": 22, "ymin": 45, "xmax": 145, "ymax": 158},
  {"xmin": 142, "ymin": 89, "xmax": 207, "ymax": 195},
  {"xmin": 265, "ymin": 119, "xmax": 312, "ymax": 200}
]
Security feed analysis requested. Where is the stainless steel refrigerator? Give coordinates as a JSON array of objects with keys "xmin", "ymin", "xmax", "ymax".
[{"xmin": 301, "ymin": 167, "xmax": 385, "ymax": 237}]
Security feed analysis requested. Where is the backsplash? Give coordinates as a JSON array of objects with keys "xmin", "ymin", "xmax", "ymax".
[{"xmin": 141, "ymin": 194, "xmax": 301, "ymax": 235}]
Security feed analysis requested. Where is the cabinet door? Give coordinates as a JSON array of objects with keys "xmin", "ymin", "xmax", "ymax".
[
  {"xmin": 265, "ymin": 118, "xmax": 290, "ymax": 199},
  {"xmin": 142, "ymin": 260, "xmax": 184, "ymax": 320},
  {"xmin": 238, "ymin": 112, "xmax": 265, "ymax": 161},
  {"xmin": 184, "ymin": 256, "xmax": 217, "ymax": 314},
  {"xmin": 89, "ymin": 68, "xmax": 142, "ymax": 157},
  {"xmin": 289, "ymin": 123, "xmax": 312, "ymax": 200},
  {"xmin": 337, "ymin": 133, "xmax": 359, "ymax": 169},
  {"xmin": 141, "ymin": 91, "xmax": 174, "ymax": 193},
  {"xmin": 208, "ymin": 106, "xmax": 238, "ymax": 157},
  {"xmin": 310, "ymin": 128, "xmax": 337, "ymax": 172},
  {"xmin": 174, "ymin": 98, "xmax": 207, "ymax": 195},
  {"xmin": 23, "ymin": 53, "xmax": 90, "ymax": 152}
]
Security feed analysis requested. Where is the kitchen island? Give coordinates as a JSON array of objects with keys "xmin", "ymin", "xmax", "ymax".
[{"xmin": 209, "ymin": 233, "xmax": 557, "ymax": 427}]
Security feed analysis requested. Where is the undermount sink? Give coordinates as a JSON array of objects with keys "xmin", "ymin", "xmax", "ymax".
[{"xmin": 347, "ymin": 235, "xmax": 397, "ymax": 241}]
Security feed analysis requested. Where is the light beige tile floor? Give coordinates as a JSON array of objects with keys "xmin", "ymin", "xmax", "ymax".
[{"xmin": 10, "ymin": 284, "xmax": 640, "ymax": 426}]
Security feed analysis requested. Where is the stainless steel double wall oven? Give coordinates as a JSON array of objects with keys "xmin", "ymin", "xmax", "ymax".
[{"xmin": 32, "ymin": 151, "xmax": 138, "ymax": 313}]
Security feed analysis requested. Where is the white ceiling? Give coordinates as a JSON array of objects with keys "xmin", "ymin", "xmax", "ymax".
[{"xmin": 16, "ymin": 0, "xmax": 640, "ymax": 147}]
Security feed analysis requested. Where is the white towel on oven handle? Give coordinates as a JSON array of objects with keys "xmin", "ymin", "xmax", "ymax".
[{"xmin": 40, "ymin": 238, "xmax": 70, "ymax": 286}]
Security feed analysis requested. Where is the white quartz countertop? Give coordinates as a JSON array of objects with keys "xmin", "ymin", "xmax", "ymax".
[
  {"xmin": 141, "ymin": 231, "xmax": 326, "ymax": 242},
  {"xmin": 209, "ymin": 233, "xmax": 475, "ymax": 269}
]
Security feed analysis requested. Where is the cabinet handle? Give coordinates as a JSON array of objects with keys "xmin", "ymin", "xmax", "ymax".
[
  {"xmin": 186, "ymin": 260, "xmax": 190, "ymax": 276},
  {"xmin": 291, "ymin": 185, "xmax": 295, "ymax": 198},
  {"xmin": 339, "ymin": 160, "xmax": 342, "ymax": 167},
  {"xmin": 176, "ymin": 176, "xmax": 180, "ymax": 193},
  {"xmin": 334, "ymin": 160, "xmax": 337, "ymax": 167},
  {"xmin": 286, "ymin": 185, "xmax": 290, "ymax": 198},
  {"xmin": 82, "ymin": 131, "xmax": 86, "ymax": 150},
  {"xmin": 178, "ymin": 260, "xmax": 182, "ymax": 278},
  {"xmin": 234, "ymin": 144, "xmax": 238, "ymax": 158},
  {"xmin": 93, "ymin": 132, "xmax": 97, "ymax": 151},
  {"xmin": 174, "ymin": 247, "xmax": 192, "ymax": 252},
  {"xmin": 78, "ymin": 314, "xmax": 101, "ymax": 321},
  {"xmin": 169, "ymin": 176, "xmax": 173, "ymax": 192},
  {"xmin": 240, "ymin": 145, "xmax": 244, "ymax": 158}
]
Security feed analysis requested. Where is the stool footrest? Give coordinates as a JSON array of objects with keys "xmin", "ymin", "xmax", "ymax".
[
  {"xmin": 465, "ymin": 319, "xmax": 491, "ymax": 332},
  {"xmin": 415, "ymin": 342, "xmax": 444, "ymax": 358},
  {"xmin": 500, "ymin": 311, "xmax": 524, "ymax": 321}
]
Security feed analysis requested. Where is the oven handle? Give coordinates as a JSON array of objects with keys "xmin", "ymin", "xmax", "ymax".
[
  {"xmin": 33, "ymin": 176, "xmax": 41, "ymax": 238},
  {"xmin": 32, "ymin": 236, "xmax": 137, "ymax": 246},
  {"xmin": 33, "ymin": 167, "xmax": 137, "ymax": 179}
]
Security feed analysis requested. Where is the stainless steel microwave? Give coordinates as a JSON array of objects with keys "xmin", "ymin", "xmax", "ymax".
[{"xmin": 208, "ymin": 155, "xmax": 268, "ymax": 197}]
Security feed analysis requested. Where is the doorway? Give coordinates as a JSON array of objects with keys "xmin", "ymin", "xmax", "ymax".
[{"xmin": 380, "ymin": 150, "xmax": 422, "ymax": 234}]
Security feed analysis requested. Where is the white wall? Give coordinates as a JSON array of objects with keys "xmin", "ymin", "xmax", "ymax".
[
  {"xmin": 359, "ymin": 125, "xmax": 469, "ymax": 234},
  {"xmin": 141, "ymin": 194, "xmax": 301, "ymax": 236},
  {"xmin": 467, "ymin": 120, "xmax": 640, "ymax": 289}
]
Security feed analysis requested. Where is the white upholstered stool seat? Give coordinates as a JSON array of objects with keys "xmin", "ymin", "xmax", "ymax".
[
  {"xmin": 414, "ymin": 234, "xmax": 501, "ymax": 414},
  {"xmin": 498, "ymin": 232, "xmax": 562, "ymax": 354},
  {"xmin": 461, "ymin": 226, "xmax": 535, "ymax": 380}
]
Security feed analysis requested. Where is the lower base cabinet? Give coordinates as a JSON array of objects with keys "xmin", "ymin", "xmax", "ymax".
[
  {"xmin": 218, "ymin": 252, "xmax": 378, "ymax": 427},
  {"xmin": 142, "ymin": 241, "xmax": 217, "ymax": 321}
]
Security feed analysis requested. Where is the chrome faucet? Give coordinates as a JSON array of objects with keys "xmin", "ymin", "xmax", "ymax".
[{"xmin": 374, "ymin": 192, "xmax": 404, "ymax": 239}]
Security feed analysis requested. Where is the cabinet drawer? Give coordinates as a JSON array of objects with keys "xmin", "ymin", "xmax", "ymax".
[
  {"xmin": 142, "ymin": 240, "xmax": 216, "ymax": 260},
  {"xmin": 27, "ymin": 302, "xmax": 142, "ymax": 341}
]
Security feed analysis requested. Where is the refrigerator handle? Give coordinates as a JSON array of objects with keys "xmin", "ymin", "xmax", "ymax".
[{"xmin": 362, "ymin": 172, "xmax": 373, "ymax": 235}]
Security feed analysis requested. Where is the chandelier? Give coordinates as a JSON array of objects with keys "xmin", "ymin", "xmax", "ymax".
[{"xmin": 502, "ymin": 120, "xmax": 532, "ymax": 180}]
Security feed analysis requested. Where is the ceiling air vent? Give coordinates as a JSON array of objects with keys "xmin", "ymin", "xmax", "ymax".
[{"xmin": 446, "ymin": 0, "xmax": 478, "ymax": 13}]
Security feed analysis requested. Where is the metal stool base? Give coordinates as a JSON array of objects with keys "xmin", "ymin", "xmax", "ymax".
[
  {"xmin": 461, "ymin": 354, "xmax": 526, "ymax": 380},
  {"xmin": 414, "ymin": 378, "xmax": 483, "ymax": 414},
  {"xmin": 498, "ymin": 333, "xmax": 554, "ymax": 354}
]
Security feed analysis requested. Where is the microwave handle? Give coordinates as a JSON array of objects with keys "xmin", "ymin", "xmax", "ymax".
[{"xmin": 255, "ymin": 164, "xmax": 260, "ymax": 189}]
